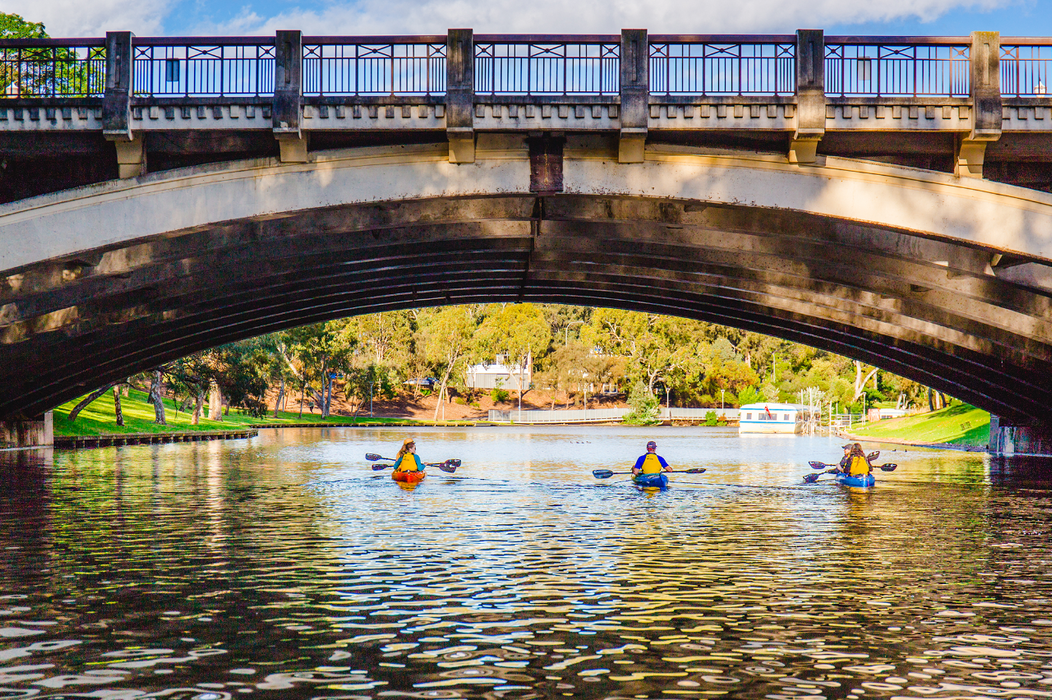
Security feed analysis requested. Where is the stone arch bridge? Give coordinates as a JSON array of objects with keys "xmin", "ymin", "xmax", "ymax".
[{"xmin": 2, "ymin": 29, "xmax": 1052, "ymax": 452}]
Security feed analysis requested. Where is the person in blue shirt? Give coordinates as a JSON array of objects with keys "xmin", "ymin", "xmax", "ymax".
[{"xmin": 632, "ymin": 440, "xmax": 671, "ymax": 476}]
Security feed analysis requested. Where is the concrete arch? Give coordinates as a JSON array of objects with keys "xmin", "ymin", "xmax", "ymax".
[{"xmin": 1, "ymin": 138, "xmax": 1051, "ymax": 424}]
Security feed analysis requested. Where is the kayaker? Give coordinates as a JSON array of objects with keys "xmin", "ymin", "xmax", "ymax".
[
  {"xmin": 393, "ymin": 438, "xmax": 425, "ymax": 476},
  {"xmin": 838, "ymin": 443, "xmax": 871, "ymax": 478},
  {"xmin": 632, "ymin": 440, "xmax": 672, "ymax": 477}
]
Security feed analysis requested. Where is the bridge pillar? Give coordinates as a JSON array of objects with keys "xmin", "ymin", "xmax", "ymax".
[
  {"xmin": 446, "ymin": 29, "xmax": 475, "ymax": 164},
  {"xmin": 619, "ymin": 29, "xmax": 648, "ymax": 163},
  {"xmin": 790, "ymin": 29, "xmax": 825, "ymax": 165},
  {"xmin": 958, "ymin": 31, "xmax": 1001, "ymax": 179},
  {"xmin": 273, "ymin": 30, "xmax": 308, "ymax": 163},
  {"xmin": 990, "ymin": 415, "xmax": 1052, "ymax": 456},
  {"xmin": 102, "ymin": 31, "xmax": 141, "ymax": 177},
  {"xmin": 0, "ymin": 412, "xmax": 53, "ymax": 449}
]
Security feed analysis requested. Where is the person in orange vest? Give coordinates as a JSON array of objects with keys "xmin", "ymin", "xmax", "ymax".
[
  {"xmin": 632, "ymin": 440, "xmax": 672, "ymax": 476},
  {"xmin": 393, "ymin": 438, "xmax": 425, "ymax": 475},
  {"xmin": 838, "ymin": 442, "xmax": 872, "ymax": 477}
]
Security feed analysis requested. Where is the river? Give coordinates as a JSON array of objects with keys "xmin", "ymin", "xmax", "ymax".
[{"xmin": 2, "ymin": 425, "xmax": 1051, "ymax": 699}]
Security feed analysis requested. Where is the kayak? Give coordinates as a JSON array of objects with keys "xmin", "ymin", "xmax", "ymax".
[
  {"xmin": 392, "ymin": 470, "xmax": 425, "ymax": 484},
  {"xmin": 835, "ymin": 472, "xmax": 875, "ymax": 488},
  {"xmin": 633, "ymin": 472, "xmax": 669, "ymax": 488}
]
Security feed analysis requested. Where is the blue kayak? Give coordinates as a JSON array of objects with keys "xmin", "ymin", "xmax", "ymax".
[
  {"xmin": 633, "ymin": 472, "xmax": 669, "ymax": 488},
  {"xmin": 835, "ymin": 472, "xmax": 875, "ymax": 488}
]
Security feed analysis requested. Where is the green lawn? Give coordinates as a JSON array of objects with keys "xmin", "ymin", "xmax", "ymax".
[
  {"xmin": 54, "ymin": 388, "xmax": 422, "ymax": 436},
  {"xmin": 850, "ymin": 403, "xmax": 990, "ymax": 446}
]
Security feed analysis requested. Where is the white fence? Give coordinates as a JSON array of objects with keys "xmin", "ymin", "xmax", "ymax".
[{"xmin": 486, "ymin": 407, "xmax": 740, "ymax": 423}]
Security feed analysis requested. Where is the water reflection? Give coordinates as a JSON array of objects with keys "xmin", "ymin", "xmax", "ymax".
[{"xmin": 1, "ymin": 427, "xmax": 1051, "ymax": 699}]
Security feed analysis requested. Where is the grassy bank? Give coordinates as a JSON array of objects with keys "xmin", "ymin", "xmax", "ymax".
[
  {"xmin": 849, "ymin": 403, "xmax": 990, "ymax": 447},
  {"xmin": 54, "ymin": 388, "xmax": 424, "ymax": 437}
]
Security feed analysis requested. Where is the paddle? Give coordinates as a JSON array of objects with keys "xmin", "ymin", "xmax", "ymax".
[
  {"xmin": 365, "ymin": 453, "xmax": 461, "ymax": 473},
  {"xmin": 803, "ymin": 469, "xmax": 836, "ymax": 483},
  {"xmin": 592, "ymin": 468, "xmax": 707, "ymax": 479},
  {"xmin": 809, "ymin": 460, "xmax": 897, "ymax": 472},
  {"xmin": 809, "ymin": 451, "xmax": 880, "ymax": 469}
]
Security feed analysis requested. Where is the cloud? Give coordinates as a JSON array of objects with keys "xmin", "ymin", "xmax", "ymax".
[
  {"xmin": 2, "ymin": 0, "xmax": 175, "ymax": 35},
  {"xmin": 193, "ymin": 0, "xmax": 1016, "ymax": 36},
  {"xmin": 2, "ymin": 0, "xmax": 1019, "ymax": 37}
]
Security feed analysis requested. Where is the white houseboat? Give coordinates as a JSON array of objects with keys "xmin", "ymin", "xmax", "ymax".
[{"xmin": 738, "ymin": 402, "xmax": 814, "ymax": 434}]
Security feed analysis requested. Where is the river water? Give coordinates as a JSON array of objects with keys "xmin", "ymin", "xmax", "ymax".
[{"xmin": 2, "ymin": 425, "xmax": 1052, "ymax": 700}]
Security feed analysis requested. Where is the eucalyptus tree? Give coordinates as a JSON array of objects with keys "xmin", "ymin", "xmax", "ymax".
[
  {"xmin": 417, "ymin": 306, "xmax": 477, "ymax": 422},
  {"xmin": 472, "ymin": 304, "xmax": 551, "ymax": 412}
]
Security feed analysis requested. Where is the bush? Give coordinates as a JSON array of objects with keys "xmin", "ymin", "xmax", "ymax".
[
  {"xmin": 470, "ymin": 401, "xmax": 481, "ymax": 409},
  {"xmin": 491, "ymin": 388, "xmax": 510, "ymax": 403},
  {"xmin": 454, "ymin": 397, "xmax": 467, "ymax": 405},
  {"xmin": 705, "ymin": 410, "xmax": 718, "ymax": 426},
  {"xmin": 623, "ymin": 382, "xmax": 661, "ymax": 426}
]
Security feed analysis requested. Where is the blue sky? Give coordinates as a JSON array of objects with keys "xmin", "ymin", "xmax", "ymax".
[{"xmin": 2, "ymin": 0, "xmax": 1049, "ymax": 39}]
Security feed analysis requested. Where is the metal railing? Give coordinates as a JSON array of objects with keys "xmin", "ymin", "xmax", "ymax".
[
  {"xmin": 825, "ymin": 37, "xmax": 970, "ymax": 97},
  {"xmin": 475, "ymin": 36, "xmax": 620, "ymax": 96},
  {"xmin": 302, "ymin": 37, "xmax": 446, "ymax": 96},
  {"xmin": 0, "ymin": 39, "xmax": 105, "ymax": 98},
  {"xmin": 1001, "ymin": 40, "xmax": 1052, "ymax": 97},
  {"xmin": 650, "ymin": 36, "xmax": 795, "ymax": 96},
  {"xmin": 12, "ymin": 34, "xmax": 1052, "ymax": 102},
  {"xmin": 132, "ymin": 37, "xmax": 275, "ymax": 98}
]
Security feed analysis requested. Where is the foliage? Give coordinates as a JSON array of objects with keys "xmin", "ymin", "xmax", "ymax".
[
  {"xmin": 473, "ymin": 303, "xmax": 551, "ymax": 399},
  {"xmin": 705, "ymin": 410, "xmax": 718, "ymax": 426},
  {"xmin": 491, "ymin": 387, "xmax": 510, "ymax": 403},
  {"xmin": 623, "ymin": 381, "xmax": 661, "ymax": 426},
  {"xmin": 0, "ymin": 13, "xmax": 102, "ymax": 97},
  {"xmin": 736, "ymin": 386, "xmax": 763, "ymax": 406}
]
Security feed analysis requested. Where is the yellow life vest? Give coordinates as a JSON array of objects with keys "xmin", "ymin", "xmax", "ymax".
[
  {"xmin": 640, "ymin": 453, "xmax": 664, "ymax": 474},
  {"xmin": 847, "ymin": 455, "xmax": 869, "ymax": 476}
]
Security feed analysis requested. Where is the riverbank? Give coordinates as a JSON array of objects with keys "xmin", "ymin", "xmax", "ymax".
[
  {"xmin": 53, "ymin": 388, "xmax": 438, "ymax": 439},
  {"xmin": 841, "ymin": 403, "xmax": 990, "ymax": 451}
]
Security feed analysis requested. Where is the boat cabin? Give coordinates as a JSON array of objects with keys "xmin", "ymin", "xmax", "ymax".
[{"xmin": 738, "ymin": 402, "xmax": 812, "ymax": 434}]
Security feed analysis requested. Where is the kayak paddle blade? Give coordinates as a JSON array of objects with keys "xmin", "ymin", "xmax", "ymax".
[
  {"xmin": 371, "ymin": 463, "xmax": 389, "ymax": 471},
  {"xmin": 447, "ymin": 459, "xmax": 462, "ymax": 467},
  {"xmin": 868, "ymin": 451, "xmax": 880, "ymax": 461},
  {"xmin": 878, "ymin": 463, "xmax": 897, "ymax": 471},
  {"xmin": 803, "ymin": 473, "xmax": 820, "ymax": 483},
  {"xmin": 809, "ymin": 461, "xmax": 830, "ymax": 470},
  {"xmin": 682, "ymin": 468, "xmax": 707, "ymax": 474},
  {"xmin": 592, "ymin": 469, "xmax": 615, "ymax": 479},
  {"xmin": 437, "ymin": 461, "xmax": 457, "ymax": 473},
  {"xmin": 365, "ymin": 453, "xmax": 383, "ymax": 461}
]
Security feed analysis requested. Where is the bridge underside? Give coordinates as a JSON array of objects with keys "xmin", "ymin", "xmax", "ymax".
[{"xmin": 2, "ymin": 183, "xmax": 1052, "ymax": 424}]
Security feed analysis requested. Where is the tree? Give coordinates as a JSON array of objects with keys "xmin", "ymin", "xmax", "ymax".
[
  {"xmin": 0, "ymin": 13, "xmax": 101, "ymax": 97},
  {"xmin": 473, "ymin": 304, "xmax": 551, "ymax": 413},
  {"xmin": 623, "ymin": 381, "xmax": 661, "ymax": 425},
  {"xmin": 417, "ymin": 306, "xmax": 476, "ymax": 422}
]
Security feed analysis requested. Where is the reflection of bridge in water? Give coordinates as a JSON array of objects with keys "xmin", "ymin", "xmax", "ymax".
[{"xmin": 1, "ymin": 29, "xmax": 1052, "ymax": 455}]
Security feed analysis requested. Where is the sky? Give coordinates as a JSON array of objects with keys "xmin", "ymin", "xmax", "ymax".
[{"xmin": 0, "ymin": 0, "xmax": 1049, "ymax": 40}]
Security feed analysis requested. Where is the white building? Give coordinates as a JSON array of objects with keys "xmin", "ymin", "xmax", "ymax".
[
  {"xmin": 738, "ymin": 402, "xmax": 816, "ymax": 434},
  {"xmin": 465, "ymin": 355, "xmax": 532, "ymax": 391}
]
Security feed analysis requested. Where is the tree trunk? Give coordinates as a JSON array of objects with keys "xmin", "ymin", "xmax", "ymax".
[
  {"xmin": 112, "ymin": 385, "xmax": 124, "ymax": 426},
  {"xmin": 208, "ymin": 380, "xmax": 223, "ymax": 421},
  {"xmin": 274, "ymin": 377, "xmax": 285, "ymax": 418},
  {"xmin": 298, "ymin": 382, "xmax": 305, "ymax": 418},
  {"xmin": 192, "ymin": 389, "xmax": 204, "ymax": 425},
  {"xmin": 150, "ymin": 370, "xmax": 166, "ymax": 425},
  {"xmin": 67, "ymin": 383, "xmax": 116, "ymax": 423}
]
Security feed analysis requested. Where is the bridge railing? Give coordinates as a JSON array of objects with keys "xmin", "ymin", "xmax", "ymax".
[
  {"xmin": 0, "ymin": 38, "xmax": 106, "ymax": 98},
  {"xmin": 825, "ymin": 37, "xmax": 971, "ymax": 98},
  {"xmin": 131, "ymin": 37, "xmax": 276, "ymax": 98},
  {"xmin": 1001, "ymin": 39, "xmax": 1052, "ymax": 97},
  {"xmin": 649, "ymin": 35, "xmax": 796, "ymax": 96},
  {"xmin": 474, "ymin": 35, "xmax": 621, "ymax": 96},
  {"xmin": 302, "ymin": 36, "xmax": 447, "ymax": 96},
  {"xmin": 9, "ymin": 32, "xmax": 1052, "ymax": 103}
]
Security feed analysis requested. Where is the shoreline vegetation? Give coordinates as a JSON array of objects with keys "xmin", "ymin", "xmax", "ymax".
[{"xmin": 56, "ymin": 388, "xmax": 992, "ymax": 453}]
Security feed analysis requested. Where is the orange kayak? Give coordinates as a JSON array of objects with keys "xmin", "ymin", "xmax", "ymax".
[{"xmin": 392, "ymin": 470, "xmax": 425, "ymax": 484}]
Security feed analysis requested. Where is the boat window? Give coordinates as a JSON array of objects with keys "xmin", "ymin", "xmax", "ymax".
[
  {"xmin": 745, "ymin": 412, "xmax": 752, "ymax": 420},
  {"xmin": 784, "ymin": 414, "xmax": 791, "ymax": 421}
]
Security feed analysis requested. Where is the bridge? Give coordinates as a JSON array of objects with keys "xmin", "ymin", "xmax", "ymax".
[{"xmin": 1, "ymin": 29, "xmax": 1051, "ymax": 454}]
